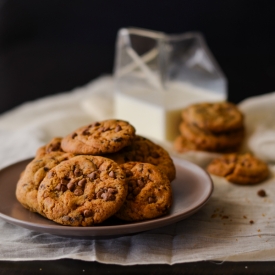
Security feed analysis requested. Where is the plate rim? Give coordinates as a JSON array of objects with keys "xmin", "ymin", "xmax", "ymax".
[{"xmin": 0, "ymin": 157, "xmax": 213, "ymax": 237}]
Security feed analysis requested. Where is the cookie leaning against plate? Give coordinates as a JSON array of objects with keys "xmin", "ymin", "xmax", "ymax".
[
  {"xmin": 15, "ymin": 152, "xmax": 74, "ymax": 215},
  {"xmin": 61, "ymin": 119, "xmax": 136, "ymax": 155},
  {"xmin": 115, "ymin": 162, "xmax": 172, "ymax": 222},
  {"xmin": 106, "ymin": 135, "xmax": 176, "ymax": 181},
  {"xmin": 182, "ymin": 102, "xmax": 244, "ymax": 133},
  {"xmin": 206, "ymin": 153, "xmax": 269, "ymax": 185},
  {"xmin": 37, "ymin": 155, "xmax": 127, "ymax": 226}
]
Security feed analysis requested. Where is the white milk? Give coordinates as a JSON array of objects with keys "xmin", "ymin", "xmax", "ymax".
[{"xmin": 114, "ymin": 81, "xmax": 225, "ymax": 142}]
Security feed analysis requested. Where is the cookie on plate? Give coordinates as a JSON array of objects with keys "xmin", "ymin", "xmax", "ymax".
[
  {"xmin": 115, "ymin": 162, "xmax": 172, "ymax": 221},
  {"xmin": 206, "ymin": 153, "xmax": 269, "ymax": 185},
  {"xmin": 36, "ymin": 137, "xmax": 64, "ymax": 158},
  {"xmin": 37, "ymin": 155, "xmax": 127, "ymax": 226},
  {"xmin": 182, "ymin": 102, "xmax": 244, "ymax": 133},
  {"xmin": 15, "ymin": 152, "xmax": 74, "ymax": 214},
  {"xmin": 106, "ymin": 135, "xmax": 176, "ymax": 181},
  {"xmin": 61, "ymin": 119, "xmax": 136, "ymax": 155}
]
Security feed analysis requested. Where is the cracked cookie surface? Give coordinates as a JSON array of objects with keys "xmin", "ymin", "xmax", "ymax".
[
  {"xmin": 115, "ymin": 162, "xmax": 172, "ymax": 221},
  {"xmin": 15, "ymin": 152, "xmax": 74, "ymax": 214},
  {"xmin": 106, "ymin": 135, "xmax": 176, "ymax": 181},
  {"xmin": 61, "ymin": 119, "xmax": 136, "ymax": 155},
  {"xmin": 37, "ymin": 155, "xmax": 127, "ymax": 226}
]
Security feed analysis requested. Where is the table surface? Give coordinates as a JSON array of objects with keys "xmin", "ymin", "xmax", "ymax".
[{"xmin": 1, "ymin": 20, "xmax": 275, "ymax": 274}]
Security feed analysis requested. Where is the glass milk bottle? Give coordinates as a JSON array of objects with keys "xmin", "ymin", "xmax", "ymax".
[{"xmin": 113, "ymin": 28, "xmax": 227, "ymax": 142}]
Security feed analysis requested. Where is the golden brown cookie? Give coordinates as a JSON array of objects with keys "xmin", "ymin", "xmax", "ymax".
[
  {"xmin": 207, "ymin": 153, "xmax": 269, "ymax": 185},
  {"xmin": 179, "ymin": 122, "xmax": 245, "ymax": 151},
  {"xmin": 106, "ymin": 135, "xmax": 176, "ymax": 181},
  {"xmin": 173, "ymin": 135, "xmax": 205, "ymax": 153},
  {"xmin": 115, "ymin": 162, "xmax": 172, "ymax": 221},
  {"xmin": 15, "ymin": 152, "xmax": 74, "ymax": 214},
  {"xmin": 61, "ymin": 120, "xmax": 136, "ymax": 155},
  {"xmin": 182, "ymin": 102, "xmax": 244, "ymax": 133},
  {"xmin": 36, "ymin": 137, "xmax": 64, "ymax": 158},
  {"xmin": 37, "ymin": 155, "xmax": 127, "ymax": 226}
]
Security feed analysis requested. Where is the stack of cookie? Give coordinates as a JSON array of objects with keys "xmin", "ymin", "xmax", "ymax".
[
  {"xmin": 174, "ymin": 102, "xmax": 245, "ymax": 153},
  {"xmin": 16, "ymin": 119, "xmax": 175, "ymax": 226}
]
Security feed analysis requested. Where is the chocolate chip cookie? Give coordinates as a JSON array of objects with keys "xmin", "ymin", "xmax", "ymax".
[
  {"xmin": 173, "ymin": 135, "xmax": 204, "ymax": 153},
  {"xmin": 15, "ymin": 152, "xmax": 74, "ymax": 214},
  {"xmin": 37, "ymin": 155, "xmax": 127, "ymax": 226},
  {"xmin": 106, "ymin": 135, "xmax": 176, "ymax": 181},
  {"xmin": 115, "ymin": 162, "xmax": 172, "ymax": 221},
  {"xmin": 61, "ymin": 120, "xmax": 136, "ymax": 155},
  {"xmin": 207, "ymin": 153, "xmax": 269, "ymax": 185},
  {"xmin": 182, "ymin": 102, "xmax": 244, "ymax": 133},
  {"xmin": 36, "ymin": 137, "xmax": 64, "ymax": 158},
  {"xmin": 179, "ymin": 122, "xmax": 245, "ymax": 152}
]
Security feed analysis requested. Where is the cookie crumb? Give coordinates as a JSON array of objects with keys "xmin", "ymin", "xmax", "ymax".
[
  {"xmin": 250, "ymin": 220, "xmax": 254, "ymax": 224},
  {"xmin": 257, "ymin": 189, "xmax": 267, "ymax": 197}
]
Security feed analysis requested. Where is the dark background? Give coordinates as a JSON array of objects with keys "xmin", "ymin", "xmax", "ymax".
[{"xmin": 0, "ymin": 0, "xmax": 275, "ymax": 114}]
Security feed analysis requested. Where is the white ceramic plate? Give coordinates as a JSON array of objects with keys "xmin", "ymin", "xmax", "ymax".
[{"xmin": 0, "ymin": 157, "xmax": 213, "ymax": 238}]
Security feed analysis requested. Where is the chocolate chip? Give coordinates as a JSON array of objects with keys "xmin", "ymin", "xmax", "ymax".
[
  {"xmin": 49, "ymin": 143, "xmax": 60, "ymax": 151},
  {"xmin": 55, "ymin": 184, "xmax": 62, "ymax": 191},
  {"xmin": 61, "ymin": 185, "xmax": 67, "ymax": 192},
  {"xmin": 74, "ymin": 167, "xmax": 82, "ymax": 177},
  {"xmin": 83, "ymin": 210, "xmax": 93, "ymax": 217},
  {"xmin": 87, "ymin": 172, "xmax": 97, "ymax": 180},
  {"xmin": 107, "ymin": 187, "xmax": 118, "ymax": 194},
  {"xmin": 71, "ymin": 133, "xmax": 77, "ymax": 139},
  {"xmin": 101, "ymin": 192, "xmax": 115, "ymax": 201},
  {"xmin": 82, "ymin": 128, "xmax": 90, "ymax": 135},
  {"xmin": 115, "ymin": 125, "xmax": 122, "ymax": 132},
  {"xmin": 129, "ymin": 179, "xmax": 137, "ymax": 187},
  {"xmin": 148, "ymin": 197, "xmax": 157, "ymax": 204},
  {"xmin": 43, "ymin": 167, "xmax": 50, "ymax": 171},
  {"xmin": 137, "ymin": 179, "xmax": 145, "ymax": 188},
  {"xmin": 109, "ymin": 171, "xmax": 116, "ymax": 178},
  {"xmin": 78, "ymin": 178, "xmax": 87, "ymax": 187},
  {"xmin": 125, "ymin": 169, "xmax": 133, "ymax": 177},
  {"xmin": 151, "ymin": 152, "xmax": 160, "ymax": 158},
  {"xmin": 92, "ymin": 122, "xmax": 100, "ymax": 127},
  {"xmin": 61, "ymin": 178, "xmax": 70, "ymax": 185},
  {"xmin": 56, "ymin": 183, "xmax": 67, "ymax": 192},
  {"xmin": 96, "ymin": 190, "xmax": 104, "ymax": 199},
  {"xmin": 74, "ymin": 188, "xmax": 83, "ymax": 196},
  {"xmin": 67, "ymin": 180, "xmax": 76, "ymax": 191},
  {"xmin": 257, "ymin": 189, "xmax": 267, "ymax": 197},
  {"xmin": 113, "ymin": 137, "xmax": 123, "ymax": 142},
  {"xmin": 133, "ymin": 188, "xmax": 140, "ymax": 196}
]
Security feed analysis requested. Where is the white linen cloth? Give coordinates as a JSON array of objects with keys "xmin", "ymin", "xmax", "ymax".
[{"xmin": 0, "ymin": 75, "xmax": 275, "ymax": 264}]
